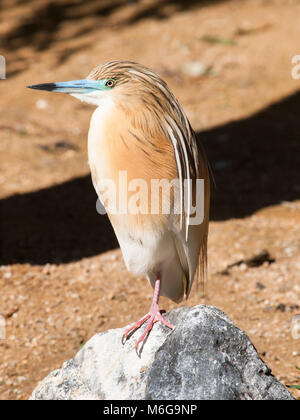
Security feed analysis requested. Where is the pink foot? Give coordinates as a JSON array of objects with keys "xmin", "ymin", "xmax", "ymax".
[{"xmin": 122, "ymin": 302, "xmax": 174, "ymax": 355}]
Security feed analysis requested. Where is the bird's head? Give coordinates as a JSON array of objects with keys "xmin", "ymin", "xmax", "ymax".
[{"xmin": 27, "ymin": 61, "xmax": 172, "ymax": 109}]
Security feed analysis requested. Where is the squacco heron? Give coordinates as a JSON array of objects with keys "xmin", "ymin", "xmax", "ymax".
[{"xmin": 28, "ymin": 61, "xmax": 210, "ymax": 354}]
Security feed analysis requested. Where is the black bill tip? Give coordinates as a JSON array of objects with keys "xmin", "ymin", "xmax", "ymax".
[{"xmin": 27, "ymin": 83, "xmax": 57, "ymax": 91}]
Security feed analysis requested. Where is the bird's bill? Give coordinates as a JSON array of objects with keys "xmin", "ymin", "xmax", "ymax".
[{"xmin": 27, "ymin": 79, "xmax": 101, "ymax": 94}]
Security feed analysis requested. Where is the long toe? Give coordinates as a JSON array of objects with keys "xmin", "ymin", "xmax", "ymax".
[
  {"xmin": 154, "ymin": 311, "xmax": 175, "ymax": 329},
  {"xmin": 135, "ymin": 315, "xmax": 156, "ymax": 356},
  {"xmin": 122, "ymin": 313, "xmax": 150, "ymax": 344}
]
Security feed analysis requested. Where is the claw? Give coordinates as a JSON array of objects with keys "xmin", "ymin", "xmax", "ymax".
[{"xmin": 122, "ymin": 313, "xmax": 150, "ymax": 344}]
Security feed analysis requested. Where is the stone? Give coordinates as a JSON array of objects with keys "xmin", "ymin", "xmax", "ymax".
[{"xmin": 30, "ymin": 305, "xmax": 294, "ymax": 400}]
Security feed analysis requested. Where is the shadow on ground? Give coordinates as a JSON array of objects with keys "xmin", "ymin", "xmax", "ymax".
[
  {"xmin": 1, "ymin": 90, "xmax": 299, "ymax": 264},
  {"xmin": 3, "ymin": 0, "xmax": 227, "ymax": 50},
  {"xmin": 1, "ymin": 0, "xmax": 228, "ymax": 76}
]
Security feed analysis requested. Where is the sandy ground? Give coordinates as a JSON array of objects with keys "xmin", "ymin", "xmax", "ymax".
[{"xmin": 0, "ymin": 0, "xmax": 300, "ymax": 399}]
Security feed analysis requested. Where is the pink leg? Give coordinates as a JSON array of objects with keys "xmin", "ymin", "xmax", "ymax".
[{"xmin": 122, "ymin": 276, "xmax": 174, "ymax": 355}]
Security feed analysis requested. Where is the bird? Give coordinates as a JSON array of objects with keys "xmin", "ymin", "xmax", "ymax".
[{"xmin": 28, "ymin": 60, "xmax": 210, "ymax": 355}]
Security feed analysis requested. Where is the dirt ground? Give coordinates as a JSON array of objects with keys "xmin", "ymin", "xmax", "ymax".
[{"xmin": 0, "ymin": 0, "xmax": 300, "ymax": 400}]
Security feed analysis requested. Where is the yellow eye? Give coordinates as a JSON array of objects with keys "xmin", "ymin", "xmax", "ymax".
[{"xmin": 105, "ymin": 79, "xmax": 115, "ymax": 88}]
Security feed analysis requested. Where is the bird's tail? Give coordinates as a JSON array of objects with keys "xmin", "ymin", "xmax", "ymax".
[{"xmin": 195, "ymin": 139, "xmax": 210, "ymax": 298}]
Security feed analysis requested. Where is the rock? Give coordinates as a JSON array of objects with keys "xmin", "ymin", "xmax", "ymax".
[{"xmin": 30, "ymin": 305, "xmax": 294, "ymax": 400}]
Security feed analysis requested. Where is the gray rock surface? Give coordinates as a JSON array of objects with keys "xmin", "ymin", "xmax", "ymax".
[{"xmin": 30, "ymin": 305, "xmax": 294, "ymax": 400}]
